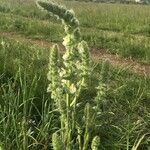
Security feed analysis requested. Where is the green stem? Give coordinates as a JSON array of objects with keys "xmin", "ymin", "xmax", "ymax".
[
  {"xmin": 77, "ymin": 127, "xmax": 82, "ymax": 150},
  {"xmin": 66, "ymin": 93, "xmax": 71, "ymax": 149},
  {"xmin": 83, "ymin": 132, "xmax": 90, "ymax": 150}
]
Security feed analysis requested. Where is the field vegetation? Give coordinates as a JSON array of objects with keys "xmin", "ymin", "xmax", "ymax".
[
  {"xmin": 0, "ymin": 0, "xmax": 150, "ymax": 64},
  {"xmin": 0, "ymin": 0, "xmax": 150, "ymax": 149}
]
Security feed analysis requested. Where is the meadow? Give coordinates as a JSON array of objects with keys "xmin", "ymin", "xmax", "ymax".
[
  {"xmin": 0, "ymin": 0, "xmax": 150, "ymax": 63},
  {"xmin": 0, "ymin": 0, "xmax": 150, "ymax": 149}
]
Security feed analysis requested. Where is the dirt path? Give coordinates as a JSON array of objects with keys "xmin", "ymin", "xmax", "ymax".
[
  {"xmin": 1, "ymin": 32, "xmax": 150, "ymax": 76},
  {"xmin": 91, "ymin": 49, "xmax": 150, "ymax": 76}
]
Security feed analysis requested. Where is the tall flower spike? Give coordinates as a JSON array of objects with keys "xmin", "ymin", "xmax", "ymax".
[
  {"xmin": 37, "ymin": 1, "xmax": 93, "ymax": 149},
  {"xmin": 91, "ymin": 136, "xmax": 100, "ymax": 150},
  {"xmin": 52, "ymin": 132, "xmax": 65, "ymax": 150},
  {"xmin": 78, "ymin": 41, "xmax": 90, "ymax": 78},
  {"xmin": 47, "ymin": 45, "xmax": 62, "ymax": 100},
  {"xmin": 37, "ymin": 1, "xmax": 90, "ymax": 94},
  {"xmin": 37, "ymin": 1, "xmax": 79, "ymax": 30},
  {"xmin": 100, "ymin": 60, "xmax": 110, "ymax": 83},
  {"xmin": 95, "ymin": 60, "xmax": 110, "ymax": 111}
]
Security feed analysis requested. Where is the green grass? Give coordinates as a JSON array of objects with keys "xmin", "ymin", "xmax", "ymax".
[
  {"xmin": 0, "ymin": 0, "xmax": 150, "ymax": 149},
  {"xmin": 1, "ymin": 0, "xmax": 150, "ymax": 36},
  {"xmin": 66, "ymin": 2, "xmax": 150, "ymax": 35},
  {"xmin": 0, "ymin": 35, "xmax": 150, "ymax": 149},
  {"xmin": 0, "ymin": 0, "xmax": 150, "ymax": 63},
  {"xmin": 0, "ymin": 11, "xmax": 150, "ymax": 64}
]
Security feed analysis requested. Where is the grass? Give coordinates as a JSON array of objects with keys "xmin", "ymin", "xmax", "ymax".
[
  {"xmin": 0, "ymin": 0, "xmax": 150, "ymax": 149},
  {"xmin": 0, "ymin": 12, "xmax": 150, "ymax": 64},
  {"xmin": 1, "ymin": 2, "xmax": 150, "ymax": 63},
  {"xmin": 1, "ymin": 0, "xmax": 150, "ymax": 36},
  {"xmin": 0, "ymin": 35, "xmax": 150, "ymax": 149}
]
